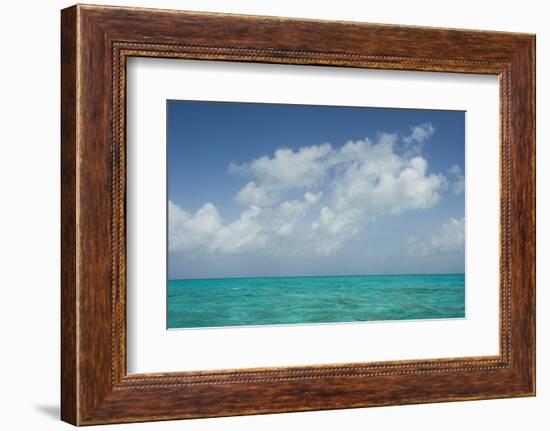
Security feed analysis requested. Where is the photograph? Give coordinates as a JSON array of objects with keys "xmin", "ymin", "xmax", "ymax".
[
  {"xmin": 167, "ymin": 101, "xmax": 466, "ymax": 329},
  {"xmin": 0, "ymin": 0, "xmax": 541, "ymax": 427}
]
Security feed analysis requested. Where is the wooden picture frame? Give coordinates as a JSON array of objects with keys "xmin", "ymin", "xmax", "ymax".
[{"xmin": 61, "ymin": 4, "xmax": 535, "ymax": 425}]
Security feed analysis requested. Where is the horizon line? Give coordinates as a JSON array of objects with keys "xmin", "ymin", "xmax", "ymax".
[{"xmin": 168, "ymin": 272, "xmax": 466, "ymax": 282}]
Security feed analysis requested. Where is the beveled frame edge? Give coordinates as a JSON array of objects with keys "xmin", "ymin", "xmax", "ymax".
[{"xmin": 61, "ymin": 4, "xmax": 535, "ymax": 426}]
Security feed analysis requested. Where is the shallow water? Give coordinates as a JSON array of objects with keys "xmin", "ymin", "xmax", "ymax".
[{"xmin": 167, "ymin": 274, "xmax": 465, "ymax": 329}]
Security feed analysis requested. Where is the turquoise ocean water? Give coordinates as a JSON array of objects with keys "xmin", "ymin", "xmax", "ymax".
[{"xmin": 167, "ymin": 274, "xmax": 465, "ymax": 329}]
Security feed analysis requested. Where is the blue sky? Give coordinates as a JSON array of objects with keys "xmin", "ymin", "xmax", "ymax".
[{"xmin": 167, "ymin": 100, "xmax": 465, "ymax": 279}]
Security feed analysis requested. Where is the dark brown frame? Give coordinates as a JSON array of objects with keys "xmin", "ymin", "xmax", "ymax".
[{"xmin": 61, "ymin": 4, "xmax": 536, "ymax": 426}]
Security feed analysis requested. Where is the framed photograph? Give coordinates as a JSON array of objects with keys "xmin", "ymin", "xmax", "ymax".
[{"xmin": 61, "ymin": 4, "xmax": 536, "ymax": 425}]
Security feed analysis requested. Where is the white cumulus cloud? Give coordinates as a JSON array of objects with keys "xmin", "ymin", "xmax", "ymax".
[
  {"xmin": 234, "ymin": 181, "xmax": 278, "ymax": 206},
  {"xmin": 171, "ymin": 124, "xmax": 449, "ymax": 257},
  {"xmin": 168, "ymin": 201, "xmax": 266, "ymax": 255},
  {"xmin": 403, "ymin": 123, "xmax": 435, "ymax": 145},
  {"xmin": 407, "ymin": 217, "xmax": 465, "ymax": 256},
  {"xmin": 448, "ymin": 164, "xmax": 465, "ymax": 194},
  {"xmin": 229, "ymin": 143, "xmax": 333, "ymax": 205},
  {"xmin": 402, "ymin": 122, "xmax": 435, "ymax": 156}
]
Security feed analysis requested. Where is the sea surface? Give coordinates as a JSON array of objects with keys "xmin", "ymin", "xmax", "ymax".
[{"xmin": 167, "ymin": 274, "xmax": 465, "ymax": 329}]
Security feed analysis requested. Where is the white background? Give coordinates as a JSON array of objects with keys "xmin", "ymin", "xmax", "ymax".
[
  {"xmin": 0, "ymin": 0, "xmax": 547, "ymax": 430},
  {"xmin": 127, "ymin": 59, "xmax": 499, "ymax": 373}
]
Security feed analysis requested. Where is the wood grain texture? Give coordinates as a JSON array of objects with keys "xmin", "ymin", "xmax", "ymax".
[
  {"xmin": 60, "ymin": 4, "xmax": 536, "ymax": 425},
  {"xmin": 60, "ymin": 5, "xmax": 78, "ymax": 425}
]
